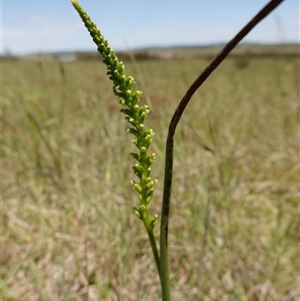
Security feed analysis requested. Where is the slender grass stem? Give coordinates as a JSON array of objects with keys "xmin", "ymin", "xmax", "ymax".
[
  {"xmin": 159, "ymin": 134, "xmax": 173, "ymax": 300},
  {"xmin": 159, "ymin": 1, "xmax": 285, "ymax": 300},
  {"xmin": 145, "ymin": 227, "xmax": 161, "ymax": 281}
]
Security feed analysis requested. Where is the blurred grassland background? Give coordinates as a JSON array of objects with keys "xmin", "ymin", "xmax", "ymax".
[{"xmin": 2, "ymin": 45, "xmax": 299, "ymax": 300}]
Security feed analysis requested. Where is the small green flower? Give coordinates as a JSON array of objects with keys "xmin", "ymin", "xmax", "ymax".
[{"xmin": 71, "ymin": 0, "xmax": 157, "ymax": 229}]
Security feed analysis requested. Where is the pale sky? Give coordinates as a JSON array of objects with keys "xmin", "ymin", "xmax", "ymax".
[{"xmin": 1, "ymin": 0, "xmax": 299, "ymax": 55}]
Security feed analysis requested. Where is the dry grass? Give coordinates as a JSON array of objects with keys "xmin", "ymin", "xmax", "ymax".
[{"xmin": 2, "ymin": 56, "xmax": 299, "ymax": 300}]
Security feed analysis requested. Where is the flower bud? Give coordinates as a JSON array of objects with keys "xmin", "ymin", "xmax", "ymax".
[{"xmin": 133, "ymin": 207, "xmax": 142, "ymax": 220}]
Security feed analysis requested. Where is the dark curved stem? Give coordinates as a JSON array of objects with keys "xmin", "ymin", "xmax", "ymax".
[{"xmin": 159, "ymin": 0, "xmax": 285, "ymax": 299}]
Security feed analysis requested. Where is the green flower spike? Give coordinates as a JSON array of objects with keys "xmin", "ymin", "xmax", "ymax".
[{"xmin": 71, "ymin": 0, "xmax": 160, "ymax": 275}]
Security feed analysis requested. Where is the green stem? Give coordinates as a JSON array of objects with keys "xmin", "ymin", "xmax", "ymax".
[{"xmin": 145, "ymin": 226, "xmax": 161, "ymax": 281}]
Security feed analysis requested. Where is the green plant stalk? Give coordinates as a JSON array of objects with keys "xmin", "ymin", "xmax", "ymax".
[
  {"xmin": 145, "ymin": 223, "xmax": 161, "ymax": 280},
  {"xmin": 70, "ymin": 0, "xmax": 161, "ymax": 285}
]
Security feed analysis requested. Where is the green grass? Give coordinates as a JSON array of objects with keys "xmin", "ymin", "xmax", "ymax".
[{"xmin": 2, "ymin": 56, "xmax": 299, "ymax": 300}]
